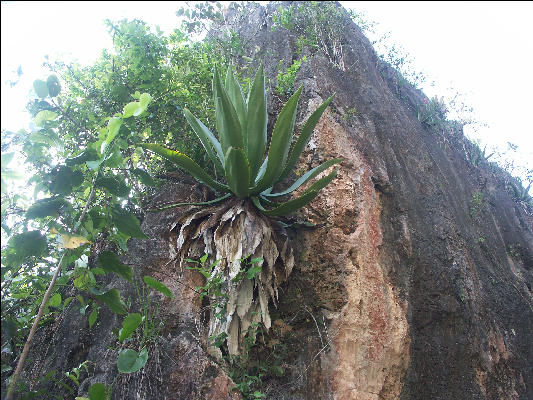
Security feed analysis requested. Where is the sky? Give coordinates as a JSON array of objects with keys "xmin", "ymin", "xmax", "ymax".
[
  {"xmin": 345, "ymin": 1, "xmax": 533, "ymax": 180},
  {"xmin": 1, "ymin": 1, "xmax": 532, "ymax": 184}
]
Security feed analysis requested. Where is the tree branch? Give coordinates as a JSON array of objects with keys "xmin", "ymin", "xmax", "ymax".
[{"xmin": 6, "ymin": 177, "xmax": 98, "ymax": 400}]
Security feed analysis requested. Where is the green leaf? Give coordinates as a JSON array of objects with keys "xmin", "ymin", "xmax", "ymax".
[
  {"xmin": 33, "ymin": 79, "xmax": 49, "ymax": 98},
  {"xmin": 123, "ymin": 102, "xmax": 140, "ymax": 118},
  {"xmin": 47, "ymin": 293, "xmax": 61, "ymax": 308},
  {"xmin": 122, "ymin": 96, "xmax": 149, "ymax": 118},
  {"xmin": 49, "ymin": 166, "xmax": 84, "ymax": 195},
  {"xmin": 119, "ymin": 313, "xmax": 142, "ymax": 341},
  {"xmin": 301, "ymin": 168, "xmax": 338, "ymax": 194},
  {"xmin": 86, "ymin": 159, "xmax": 104, "ymax": 171},
  {"xmin": 252, "ymin": 85, "xmax": 303, "ymax": 194},
  {"xmin": 1, "ymin": 152, "xmax": 14, "ymax": 167},
  {"xmin": 88, "ymin": 383, "xmax": 106, "ymax": 400},
  {"xmin": 98, "ymin": 251, "xmax": 133, "ymax": 281},
  {"xmin": 265, "ymin": 158, "xmax": 342, "ymax": 197},
  {"xmin": 89, "ymin": 207, "xmax": 107, "ymax": 230},
  {"xmin": 2, "ymin": 318, "xmax": 18, "ymax": 339},
  {"xmin": 246, "ymin": 64, "xmax": 267, "ymax": 180},
  {"xmin": 183, "ymin": 108, "xmax": 224, "ymax": 173},
  {"xmin": 140, "ymin": 143, "xmax": 229, "ymax": 193},
  {"xmin": 117, "ymin": 348, "xmax": 148, "ymax": 373},
  {"xmin": 139, "ymin": 93, "xmax": 152, "ymax": 109},
  {"xmin": 143, "ymin": 276, "xmax": 173, "ymax": 298},
  {"xmin": 106, "ymin": 117, "xmax": 122, "ymax": 144},
  {"xmin": 254, "ymin": 156, "xmax": 268, "ymax": 185},
  {"xmin": 3, "ymin": 231, "xmax": 47, "ymax": 267},
  {"xmin": 46, "ymin": 75, "xmax": 61, "ymax": 97},
  {"xmin": 224, "ymin": 147, "xmax": 250, "ymax": 198},
  {"xmin": 94, "ymin": 289, "xmax": 127, "ymax": 315},
  {"xmin": 95, "ymin": 176, "xmax": 130, "ymax": 197},
  {"xmin": 112, "ymin": 209, "xmax": 148, "ymax": 239},
  {"xmin": 131, "ymin": 168, "xmax": 156, "ymax": 187},
  {"xmin": 252, "ymin": 190, "xmax": 319, "ymax": 217},
  {"xmin": 245, "ymin": 265, "xmax": 261, "ymax": 279},
  {"xmin": 103, "ymin": 149, "xmax": 123, "ymax": 168},
  {"xmin": 278, "ymin": 94, "xmax": 335, "ymax": 182},
  {"xmin": 28, "ymin": 129, "xmax": 61, "ymax": 147},
  {"xmin": 33, "ymin": 110, "xmax": 58, "ymax": 127},
  {"xmin": 255, "ymin": 169, "xmax": 338, "ymax": 216},
  {"xmin": 1, "ymin": 365, "xmax": 13, "ymax": 373},
  {"xmin": 74, "ymin": 270, "xmax": 96, "ymax": 290},
  {"xmin": 66, "ymin": 148, "xmax": 100, "ymax": 166},
  {"xmin": 11, "ymin": 292, "xmax": 31, "ymax": 299},
  {"xmin": 225, "ymin": 65, "xmax": 247, "ymax": 148},
  {"xmin": 147, "ymin": 193, "xmax": 232, "ymax": 211},
  {"xmin": 88, "ymin": 308, "xmax": 98, "ymax": 328},
  {"xmin": 91, "ymin": 267, "xmax": 106, "ymax": 275},
  {"xmin": 213, "ymin": 65, "xmax": 243, "ymax": 153},
  {"xmin": 26, "ymin": 197, "xmax": 69, "ymax": 219}
]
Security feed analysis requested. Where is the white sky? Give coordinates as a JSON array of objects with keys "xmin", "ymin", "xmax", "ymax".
[
  {"xmin": 1, "ymin": 1, "xmax": 532, "ymax": 183},
  {"xmin": 342, "ymin": 1, "xmax": 533, "ymax": 180}
]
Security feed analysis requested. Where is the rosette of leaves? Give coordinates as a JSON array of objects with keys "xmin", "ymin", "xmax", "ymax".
[
  {"xmin": 141, "ymin": 65, "xmax": 340, "ymax": 355},
  {"xmin": 141, "ymin": 64, "xmax": 340, "ymax": 215}
]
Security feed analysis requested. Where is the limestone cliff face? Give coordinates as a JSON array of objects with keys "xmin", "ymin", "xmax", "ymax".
[{"xmin": 18, "ymin": 3, "xmax": 532, "ymax": 400}]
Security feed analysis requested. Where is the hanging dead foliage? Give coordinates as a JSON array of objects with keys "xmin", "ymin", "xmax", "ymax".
[{"xmin": 170, "ymin": 198, "xmax": 294, "ymax": 356}]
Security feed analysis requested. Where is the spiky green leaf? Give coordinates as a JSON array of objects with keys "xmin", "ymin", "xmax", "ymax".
[
  {"xmin": 253, "ymin": 169, "xmax": 338, "ymax": 216},
  {"xmin": 254, "ymin": 156, "xmax": 268, "ymax": 185},
  {"xmin": 264, "ymin": 158, "xmax": 342, "ymax": 197},
  {"xmin": 213, "ymin": 66, "xmax": 243, "ymax": 153},
  {"xmin": 225, "ymin": 65, "xmax": 247, "ymax": 149},
  {"xmin": 302, "ymin": 169, "xmax": 338, "ymax": 194},
  {"xmin": 278, "ymin": 94, "xmax": 335, "ymax": 182},
  {"xmin": 246, "ymin": 64, "xmax": 267, "ymax": 180},
  {"xmin": 148, "ymin": 193, "xmax": 232, "ymax": 212},
  {"xmin": 224, "ymin": 147, "xmax": 250, "ymax": 198},
  {"xmin": 183, "ymin": 108, "xmax": 224, "ymax": 173},
  {"xmin": 252, "ymin": 189, "xmax": 319, "ymax": 217},
  {"xmin": 140, "ymin": 143, "xmax": 229, "ymax": 193},
  {"xmin": 252, "ymin": 85, "xmax": 303, "ymax": 194}
]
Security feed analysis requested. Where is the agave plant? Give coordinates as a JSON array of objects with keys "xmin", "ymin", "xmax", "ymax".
[
  {"xmin": 141, "ymin": 65, "xmax": 340, "ymax": 355},
  {"xmin": 141, "ymin": 64, "xmax": 341, "ymax": 215}
]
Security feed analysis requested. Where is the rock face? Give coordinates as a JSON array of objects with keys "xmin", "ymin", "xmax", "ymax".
[
  {"xmin": 209, "ymin": 3, "xmax": 533, "ymax": 399},
  {"xmin": 15, "ymin": 2, "xmax": 532, "ymax": 400}
]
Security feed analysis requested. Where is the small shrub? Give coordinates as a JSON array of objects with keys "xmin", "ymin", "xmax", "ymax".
[
  {"xmin": 416, "ymin": 96, "xmax": 448, "ymax": 128},
  {"xmin": 275, "ymin": 57, "xmax": 307, "ymax": 96},
  {"xmin": 470, "ymin": 191, "xmax": 486, "ymax": 217}
]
